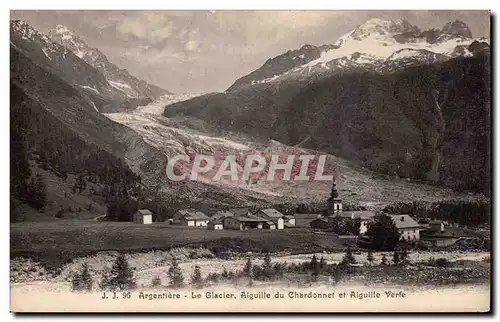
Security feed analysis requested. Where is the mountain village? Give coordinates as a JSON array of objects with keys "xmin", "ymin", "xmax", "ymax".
[{"xmin": 131, "ymin": 182, "xmax": 489, "ymax": 250}]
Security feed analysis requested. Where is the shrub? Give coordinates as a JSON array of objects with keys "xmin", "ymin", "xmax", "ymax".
[
  {"xmin": 435, "ymin": 258, "xmax": 450, "ymax": 267},
  {"xmin": 191, "ymin": 265, "xmax": 203, "ymax": 288},
  {"xmin": 393, "ymin": 251, "xmax": 401, "ymax": 266},
  {"xmin": 168, "ymin": 258, "xmax": 184, "ymax": 288},
  {"xmin": 71, "ymin": 263, "xmax": 93, "ymax": 292},
  {"xmin": 340, "ymin": 247, "xmax": 356, "ymax": 265},
  {"xmin": 381, "ymin": 254, "xmax": 388, "ymax": 266},
  {"xmin": 366, "ymin": 250, "xmax": 374, "ymax": 266},
  {"xmin": 243, "ymin": 258, "xmax": 253, "ymax": 277},
  {"xmin": 151, "ymin": 276, "xmax": 162, "ymax": 287}
]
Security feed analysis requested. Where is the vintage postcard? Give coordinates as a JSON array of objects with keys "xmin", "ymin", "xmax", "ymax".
[{"xmin": 10, "ymin": 10, "xmax": 491, "ymax": 313}]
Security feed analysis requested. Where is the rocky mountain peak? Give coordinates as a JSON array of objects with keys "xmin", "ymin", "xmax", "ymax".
[
  {"xmin": 442, "ymin": 20, "xmax": 472, "ymax": 38},
  {"xmin": 350, "ymin": 18, "xmax": 420, "ymax": 40}
]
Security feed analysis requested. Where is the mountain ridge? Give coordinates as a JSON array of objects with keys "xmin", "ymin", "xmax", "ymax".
[
  {"xmin": 227, "ymin": 18, "xmax": 489, "ymax": 91},
  {"xmin": 48, "ymin": 24, "xmax": 170, "ymax": 99}
]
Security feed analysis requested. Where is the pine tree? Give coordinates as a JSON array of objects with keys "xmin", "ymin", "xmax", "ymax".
[
  {"xmin": 151, "ymin": 276, "xmax": 162, "ymax": 287},
  {"xmin": 400, "ymin": 245, "xmax": 409, "ymax": 262},
  {"xmin": 191, "ymin": 265, "xmax": 203, "ymax": 288},
  {"xmin": 319, "ymin": 256, "xmax": 327, "ymax": 270},
  {"xmin": 393, "ymin": 251, "xmax": 401, "ymax": 266},
  {"xmin": 309, "ymin": 255, "xmax": 320, "ymax": 277},
  {"xmin": 99, "ymin": 269, "xmax": 112, "ymax": 291},
  {"xmin": 167, "ymin": 258, "xmax": 184, "ymax": 288},
  {"xmin": 71, "ymin": 263, "xmax": 93, "ymax": 292},
  {"xmin": 108, "ymin": 254, "xmax": 136, "ymax": 290},
  {"xmin": 221, "ymin": 267, "xmax": 229, "ymax": 280},
  {"xmin": 243, "ymin": 258, "xmax": 253, "ymax": 277},
  {"xmin": 367, "ymin": 250, "xmax": 374, "ymax": 266},
  {"xmin": 340, "ymin": 247, "xmax": 356, "ymax": 265},
  {"xmin": 366, "ymin": 213, "xmax": 401, "ymax": 251},
  {"xmin": 381, "ymin": 254, "xmax": 388, "ymax": 266},
  {"xmin": 262, "ymin": 252, "xmax": 273, "ymax": 280}
]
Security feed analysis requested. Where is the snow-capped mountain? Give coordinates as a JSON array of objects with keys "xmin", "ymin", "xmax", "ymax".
[
  {"xmin": 48, "ymin": 24, "xmax": 169, "ymax": 99},
  {"xmin": 10, "ymin": 20, "xmax": 124, "ymax": 102},
  {"xmin": 228, "ymin": 18, "xmax": 489, "ymax": 90}
]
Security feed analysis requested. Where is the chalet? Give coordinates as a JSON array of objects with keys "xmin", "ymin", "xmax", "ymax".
[
  {"xmin": 294, "ymin": 214, "xmax": 322, "ymax": 227},
  {"xmin": 207, "ymin": 219, "xmax": 224, "ymax": 230},
  {"xmin": 211, "ymin": 210, "xmax": 234, "ymax": 221},
  {"xmin": 223, "ymin": 214, "xmax": 274, "ymax": 230},
  {"xmin": 310, "ymin": 217, "xmax": 329, "ymax": 229},
  {"xmin": 389, "ymin": 215, "xmax": 421, "ymax": 241},
  {"xmin": 228, "ymin": 208, "xmax": 253, "ymax": 217},
  {"xmin": 419, "ymin": 223, "xmax": 481, "ymax": 248},
  {"xmin": 172, "ymin": 209, "xmax": 210, "ymax": 227},
  {"xmin": 429, "ymin": 220, "xmax": 446, "ymax": 232},
  {"xmin": 133, "ymin": 209, "xmax": 153, "ymax": 224},
  {"xmin": 254, "ymin": 208, "xmax": 285, "ymax": 229}
]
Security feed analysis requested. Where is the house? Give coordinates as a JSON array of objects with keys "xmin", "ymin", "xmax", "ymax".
[
  {"xmin": 284, "ymin": 215, "xmax": 296, "ymax": 227},
  {"xmin": 211, "ymin": 210, "xmax": 234, "ymax": 221},
  {"xmin": 207, "ymin": 219, "xmax": 224, "ymax": 230},
  {"xmin": 294, "ymin": 214, "xmax": 323, "ymax": 227},
  {"xmin": 228, "ymin": 208, "xmax": 253, "ymax": 217},
  {"xmin": 429, "ymin": 220, "xmax": 445, "ymax": 232},
  {"xmin": 310, "ymin": 217, "xmax": 329, "ymax": 229},
  {"xmin": 133, "ymin": 209, "xmax": 153, "ymax": 224},
  {"xmin": 223, "ymin": 214, "xmax": 273, "ymax": 230},
  {"xmin": 419, "ymin": 222, "xmax": 482, "ymax": 247},
  {"xmin": 172, "ymin": 209, "xmax": 210, "ymax": 227},
  {"xmin": 334, "ymin": 211, "xmax": 377, "ymax": 235},
  {"xmin": 389, "ymin": 215, "xmax": 421, "ymax": 241},
  {"xmin": 254, "ymin": 208, "xmax": 285, "ymax": 229}
]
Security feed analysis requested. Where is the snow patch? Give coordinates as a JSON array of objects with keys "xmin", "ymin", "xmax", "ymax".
[
  {"xmin": 108, "ymin": 80, "xmax": 132, "ymax": 90},
  {"xmin": 41, "ymin": 48, "xmax": 51, "ymax": 60},
  {"xmin": 90, "ymin": 101, "xmax": 99, "ymax": 112},
  {"xmin": 79, "ymin": 85, "xmax": 100, "ymax": 94}
]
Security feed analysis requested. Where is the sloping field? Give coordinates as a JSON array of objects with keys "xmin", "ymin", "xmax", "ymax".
[{"xmin": 10, "ymin": 220, "xmax": 343, "ymax": 264}]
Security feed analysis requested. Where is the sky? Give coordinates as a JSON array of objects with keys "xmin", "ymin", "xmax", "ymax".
[{"xmin": 10, "ymin": 10, "xmax": 490, "ymax": 93}]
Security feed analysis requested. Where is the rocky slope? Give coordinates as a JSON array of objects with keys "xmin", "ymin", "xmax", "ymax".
[
  {"xmin": 10, "ymin": 20, "xmax": 160, "ymax": 112},
  {"xmin": 227, "ymin": 18, "xmax": 489, "ymax": 91},
  {"xmin": 164, "ymin": 18, "xmax": 490, "ymax": 193},
  {"xmin": 48, "ymin": 25, "xmax": 169, "ymax": 100}
]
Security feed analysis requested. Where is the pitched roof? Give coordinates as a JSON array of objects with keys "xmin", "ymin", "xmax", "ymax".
[
  {"xmin": 211, "ymin": 211, "xmax": 234, "ymax": 221},
  {"xmin": 257, "ymin": 208, "xmax": 284, "ymax": 218},
  {"xmin": 178, "ymin": 209, "xmax": 210, "ymax": 220},
  {"xmin": 228, "ymin": 208, "xmax": 252, "ymax": 217},
  {"xmin": 294, "ymin": 213, "xmax": 322, "ymax": 219},
  {"xmin": 231, "ymin": 214, "xmax": 269, "ymax": 223},
  {"xmin": 311, "ymin": 218, "xmax": 328, "ymax": 223},
  {"xmin": 137, "ymin": 209, "xmax": 152, "ymax": 215},
  {"xmin": 339, "ymin": 211, "xmax": 377, "ymax": 220},
  {"xmin": 209, "ymin": 219, "xmax": 224, "ymax": 224},
  {"xmin": 390, "ymin": 215, "xmax": 420, "ymax": 229}
]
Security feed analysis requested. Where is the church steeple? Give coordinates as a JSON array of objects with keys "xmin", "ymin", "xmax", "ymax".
[{"xmin": 327, "ymin": 181, "xmax": 342, "ymax": 215}]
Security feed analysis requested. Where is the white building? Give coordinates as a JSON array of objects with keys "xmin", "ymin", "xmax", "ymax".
[
  {"xmin": 133, "ymin": 209, "xmax": 153, "ymax": 224},
  {"xmin": 207, "ymin": 219, "xmax": 224, "ymax": 230},
  {"xmin": 254, "ymin": 208, "xmax": 285, "ymax": 229},
  {"xmin": 390, "ymin": 215, "xmax": 421, "ymax": 241},
  {"xmin": 223, "ymin": 215, "xmax": 274, "ymax": 230},
  {"xmin": 172, "ymin": 209, "xmax": 210, "ymax": 227}
]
